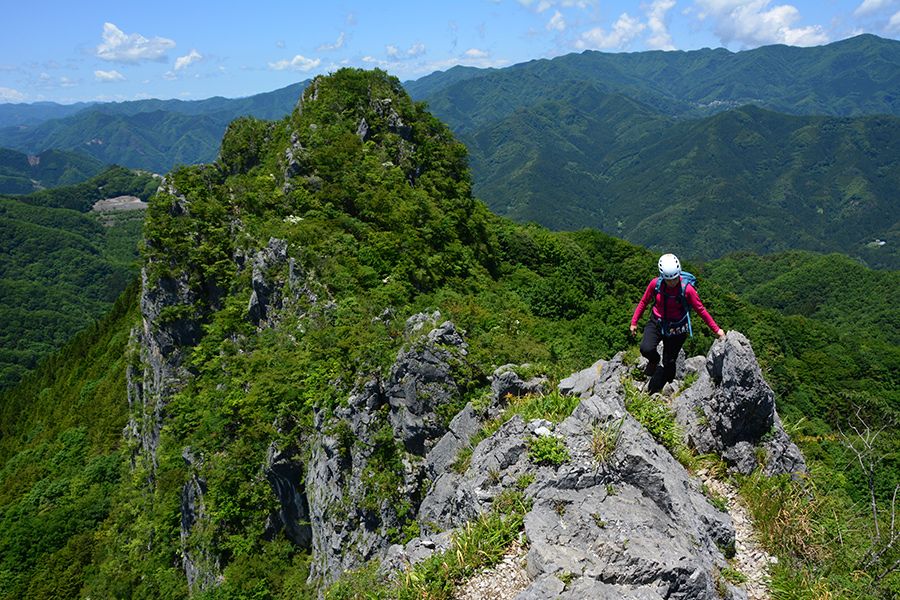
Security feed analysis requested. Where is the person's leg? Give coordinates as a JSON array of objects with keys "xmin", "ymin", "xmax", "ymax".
[
  {"xmin": 640, "ymin": 318, "xmax": 662, "ymax": 373},
  {"xmin": 661, "ymin": 332, "xmax": 687, "ymax": 383}
]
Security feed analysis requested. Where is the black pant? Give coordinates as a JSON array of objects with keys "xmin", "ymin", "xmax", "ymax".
[{"xmin": 640, "ymin": 316, "xmax": 687, "ymax": 385}]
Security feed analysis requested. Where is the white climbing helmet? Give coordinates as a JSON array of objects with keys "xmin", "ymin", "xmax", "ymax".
[{"xmin": 658, "ymin": 253, "xmax": 681, "ymax": 280}]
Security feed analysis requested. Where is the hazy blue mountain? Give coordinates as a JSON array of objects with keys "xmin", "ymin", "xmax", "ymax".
[
  {"xmin": 0, "ymin": 81, "xmax": 311, "ymax": 174},
  {"xmin": 0, "ymin": 101, "xmax": 95, "ymax": 128}
]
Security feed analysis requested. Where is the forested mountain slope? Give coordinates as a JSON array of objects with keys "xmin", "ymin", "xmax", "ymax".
[
  {"xmin": 0, "ymin": 166, "xmax": 157, "ymax": 388},
  {"xmin": 703, "ymin": 250, "xmax": 900, "ymax": 344},
  {"xmin": 460, "ymin": 101, "xmax": 900, "ymax": 269},
  {"xmin": 1, "ymin": 69, "xmax": 898, "ymax": 600},
  {"xmin": 411, "ymin": 33, "xmax": 900, "ymax": 128},
  {"xmin": 0, "ymin": 147, "xmax": 107, "ymax": 195}
]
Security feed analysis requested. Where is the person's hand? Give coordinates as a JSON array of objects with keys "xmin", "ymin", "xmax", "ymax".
[
  {"xmin": 630, "ymin": 324, "xmax": 637, "ymax": 337},
  {"xmin": 717, "ymin": 328, "xmax": 726, "ymax": 340}
]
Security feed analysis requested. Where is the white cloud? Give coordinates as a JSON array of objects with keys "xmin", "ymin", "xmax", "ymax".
[
  {"xmin": 276, "ymin": 41, "xmax": 286, "ymax": 49},
  {"xmin": 464, "ymin": 48, "xmax": 490, "ymax": 58},
  {"xmin": 643, "ymin": 0, "xmax": 677, "ymax": 50},
  {"xmin": 268, "ymin": 55, "xmax": 322, "ymax": 71},
  {"xmin": 693, "ymin": 0, "xmax": 829, "ymax": 48},
  {"xmin": 547, "ymin": 10, "xmax": 566, "ymax": 31},
  {"xmin": 517, "ymin": 0, "xmax": 596, "ymax": 11},
  {"xmin": 0, "ymin": 87, "xmax": 28, "ymax": 102},
  {"xmin": 94, "ymin": 22, "xmax": 176, "ymax": 64},
  {"xmin": 95, "ymin": 70, "xmax": 126, "ymax": 83},
  {"xmin": 577, "ymin": 13, "xmax": 646, "ymax": 49},
  {"xmin": 386, "ymin": 41, "xmax": 426, "ymax": 59},
  {"xmin": 855, "ymin": 0, "xmax": 897, "ymax": 17},
  {"xmin": 889, "ymin": 10, "xmax": 900, "ymax": 31},
  {"xmin": 316, "ymin": 31, "xmax": 346, "ymax": 52},
  {"xmin": 175, "ymin": 49, "xmax": 203, "ymax": 71},
  {"xmin": 30, "ymin": 72, "xmax": 84, "ymax": 90}
]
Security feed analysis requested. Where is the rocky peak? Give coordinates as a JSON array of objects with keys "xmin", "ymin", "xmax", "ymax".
[
  {"xmin": 121, "ymin": 70, "xmax": 808, "ymax": 600},
  {"xmin": 675, "ymin": 331, "xmax": 808, "ymax": 478}
]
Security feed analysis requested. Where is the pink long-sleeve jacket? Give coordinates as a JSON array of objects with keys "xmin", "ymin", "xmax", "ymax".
[{"xmin": 631, "ymin": 277, "xmax": 719, "ymax": 332}]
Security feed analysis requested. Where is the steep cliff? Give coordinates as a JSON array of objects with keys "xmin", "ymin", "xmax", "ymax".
[{"xmin": 122, "ymin": 69, "xmax": 806, "ymax": 599}]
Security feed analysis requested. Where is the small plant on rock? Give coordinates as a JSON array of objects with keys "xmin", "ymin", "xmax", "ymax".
[
  {"xmin": 590, "ymin": 417, "xmax": 624, "ymax": 465},
  {"xmin": 623, "ymin": 379, "xmax": 686, "ymax": 461},
  {"xmin": 526, "ymin": 435, "xmax": 570, "ymax": 466},
  {"xmin": 516, "ymin": 473, "xmax": 535, "ymax": 490}
]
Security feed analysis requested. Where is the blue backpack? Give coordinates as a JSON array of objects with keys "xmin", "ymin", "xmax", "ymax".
[{"xmin": 654, "ymin": 271, "xmax": 697, "ymax": 337}]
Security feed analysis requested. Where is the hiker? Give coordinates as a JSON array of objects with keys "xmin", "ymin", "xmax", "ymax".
[{"xmin": 630, "ymin": 253, "xmax": 726, "ymax": 392}]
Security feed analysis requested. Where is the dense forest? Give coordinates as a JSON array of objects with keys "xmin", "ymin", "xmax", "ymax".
[
  {"xmin": 0, "ymin": 69, "xmax": 898, "ymax": 600},
  {"xmin": 0, "ymin": 148, "xmax": 108, "ymax": 195},
  {"xmin": 0, "ymin": 166, "xmax": 157, "ymax": 388}
]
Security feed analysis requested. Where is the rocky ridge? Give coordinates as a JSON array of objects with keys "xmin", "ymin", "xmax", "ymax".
[
  {"xmin": 129, "ymin": 231, "xmax": 806, "ymax": 598},
  {"xmin": 383, "ymin": 328, "xmax": 805, "ymax": 600}
]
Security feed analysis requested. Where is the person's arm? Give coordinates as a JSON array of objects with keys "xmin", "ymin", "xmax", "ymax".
[
  {"xmin": 685, "ymin": 285, "xmax": 726, "ymax": 339},
  {"xmin": 630, "ymin": 279, "xmax": 657, "ymax": 335}
]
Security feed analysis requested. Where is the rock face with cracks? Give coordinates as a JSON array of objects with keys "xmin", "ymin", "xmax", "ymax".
[{"xmin": 673, "ymin": 331, "xmax": 808, "ymax": 478}]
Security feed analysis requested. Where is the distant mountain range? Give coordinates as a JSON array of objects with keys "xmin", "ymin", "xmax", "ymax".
[
  {"xmin": 3, "ymin": 34, "xmax": 900, "ymax": 266},
  {"xmin": 0, "ymin": 82, "xmax": 309, "ymax": 174},
  {"xmin": 0, "ymin": 147, "xmax": 108, "ymax": 194}
]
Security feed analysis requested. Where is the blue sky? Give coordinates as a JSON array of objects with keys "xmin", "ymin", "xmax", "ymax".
[{"xmin": 3, "ymin": 0, "xmax": 899, "ymax": 105}]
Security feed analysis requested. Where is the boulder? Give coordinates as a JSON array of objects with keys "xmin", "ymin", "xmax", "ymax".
[{"xmin": 673, "ymin": 332, "xmax": 808, "ymax": 477}]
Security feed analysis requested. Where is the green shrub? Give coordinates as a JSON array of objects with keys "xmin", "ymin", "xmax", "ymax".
[{"xmin": 526, "ymin": 435, "xmax": 569, "ymax": 466}]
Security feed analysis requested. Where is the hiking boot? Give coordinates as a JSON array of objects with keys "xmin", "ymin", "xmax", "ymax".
[{"xmin": 661, "ymin": 381, "xmax": 679, "ymax": 396}]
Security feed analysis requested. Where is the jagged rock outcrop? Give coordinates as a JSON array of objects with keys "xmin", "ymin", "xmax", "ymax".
[
  {"xmin": 384, "ymin": 333, "xmax": 806, "ymax": 599},
  {"xmin": 247, "ymin": 237, "xmax": 289, "ymax": 325},
  {"xmin": 180, "ymin": 449, "xmax": 222, "ymax": 592},
  {"xmin": 125, "ymin": 269, "xmax": 197, "ymax": 471},
  {"xmin": 131, "ymin": 239, "xmax": 802, "ymax": 599},
  {"xmin": 399, "ymin": 352, "xmax": 740, "ymax": 600},
  {"xmin": 673, "ymin": 332, "xmax": 808, "ymax": 477},
  {"xmin": 264, "ymin": 443, "xmax": 312, "ymax": 548},
  {"xmin": 126, "ymin": 181, "xmax": 209, "ymax": 472},
  {"xmin": 305, "ymin": 311, "xmax": 480, "ymax": 585},
  {"xmin": 128, "ymin": 229, "xmax": 323, "ymax": 590}
]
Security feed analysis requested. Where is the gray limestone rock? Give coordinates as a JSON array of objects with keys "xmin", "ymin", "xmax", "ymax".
[
  {"xmin": 674, "ymin": 331, "xmax": 808, "ymax": 477},
  {"xmin": 263, "ymin": 443, "xmax": 312, "ymax": 548},
  {"xmin": 180, "ymin": 449, "xmax": 221, "ymax": 593},
  {"xmin": 305, "ymin": 312, "xmax": 478, "ymax": 585},
  {"xmin": 492, "ymin": 364, "xmax": 547, "ymax": 404},
  {"xmin": 247, "ymin": 237, "xmax": 289, "ymax": 326},
  {"xmin": 384, "ymin": 319, "xmax": 470, "ymax": 455},
  {"xmin": 413, "ymin": 347, "xmax": 753, "ymax": 600}
]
